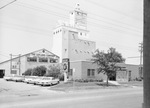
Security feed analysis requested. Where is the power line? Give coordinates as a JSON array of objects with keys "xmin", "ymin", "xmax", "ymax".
[
  {"xmin": 0, "ymin": 0, "xmax": 17, "ymax": 9},
  {"xmin": 86, "ymin": 0, "xmax": 141, "ymax": 21},
  {"xmin": 34, "ymin": 0, "xmax": 141, "ymax": 33},
  {"xmin": 0, "ymin": 54, "xmax": 10, "ymax": 58},
  {"xmin": 46, "ymin": 0, "xmax": 142, "ymax": 30},
  {"xmin": 15, "ymin": 1, "xmax": 142, "ymax": 37},
  {"xmin": 0, "ymin": 21, "xmax": 53, "ymax": 37}
]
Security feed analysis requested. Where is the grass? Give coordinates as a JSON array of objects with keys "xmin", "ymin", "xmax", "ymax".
[
  {"xmin": 119, "ymin": 80, "xmax": 143, "ymax": 87},
  {"xmin": 50, "ymin": 81, "xmax": 125, "ymax": 92}
]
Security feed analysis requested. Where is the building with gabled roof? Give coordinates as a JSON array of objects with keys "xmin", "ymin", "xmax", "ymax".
[{"xmin": 0, "ymin": 48, "xmax": 59, "ymax": 77}]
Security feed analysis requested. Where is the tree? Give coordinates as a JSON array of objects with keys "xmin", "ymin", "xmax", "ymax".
[
  {"xmin": 92, "ymin": 47, "xmax": 125, "ymax": 86},
  {"xmin": 45, "ymin": 65, "xmax": 61, "ymax": 78},
  {"xmin": 22, "ymin": 68, "xmax": 32, "ymax": 76},
  {"xmin": 32, "ymin": 66, "xmax": 47, "ymax": 76}
]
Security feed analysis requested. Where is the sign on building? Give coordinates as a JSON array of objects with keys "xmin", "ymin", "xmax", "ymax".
[{"xmin": 62, "ymin": 58, "xmax": 70, "ymax": 73}]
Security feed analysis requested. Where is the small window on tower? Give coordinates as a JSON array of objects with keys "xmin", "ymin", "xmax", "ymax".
[
  {"xmin": 80, "ymin": 33, "xmax": 82, "ymax": 35},
  {"xmin": 65, "ymin": 49, "xmax": 67, "ymax": 52},
  {"xmin": 75, "ymin": 49, "xmax": 78, "ymax": 53}
]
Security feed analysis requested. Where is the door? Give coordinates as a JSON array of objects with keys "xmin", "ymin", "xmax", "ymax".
[{"xmin": 0, "ymin": 70, "xmax": 5, "ymax": 78}]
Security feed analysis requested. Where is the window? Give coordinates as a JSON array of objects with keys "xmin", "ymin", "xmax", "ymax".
[
  {"xmin": 87, "ymin": 69, "xmax": 95, "ymax": 77},
  {"xmin": 39, "ymin": 57, "xmax": 48, "ymax": 62},
  {"xmin": 27, "ymin": 57, "xmax": 37, "ymax": 62},
  {"xmin": 69, "ymin": 69, "xmax": 73, "ymax": 76},
  {"xmin": 80, "ymin": 32, "xmax": 82, "ymax": 35},
  {"xmin": 50, "ymin": 58, "xmax": 57, "ymax": 63},
  {"xmin": 65, "ymin": 49, "xmax": 67, "ymax": 52},
  {"xmin": 87, "ymin": 69, "xmax": 90, "ymax": 76},
  {"xmin": 92, "ymin": 69, "xmax": 95, "ymax": 76},
  {"xmin": 11, "ymin": 70, "xmax": 17, "ymax": 74},
  {"xmin": 75, "ymin": 49, "xmax": 78, "ymax": 53}
]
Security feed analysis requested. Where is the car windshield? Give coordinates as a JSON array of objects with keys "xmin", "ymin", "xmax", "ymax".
[{"xmin": 43, "ymin": 78, "xmax": 52, "ymax": 80}]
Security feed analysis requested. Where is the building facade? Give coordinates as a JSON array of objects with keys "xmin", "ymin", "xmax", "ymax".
[
  {"xmin": 52, "ymin": 4, "xmax": 141, "ymax": 82},
  {"xmin": 0, "ymin": 49, "xmax": 59, "ymax": 77},
  {"xmin": 52, "ymin": 4, "xmax": 96, "ymax": 62}
]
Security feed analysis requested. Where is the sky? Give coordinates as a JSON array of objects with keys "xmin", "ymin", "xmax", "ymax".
[{"xmin": 0, "ymin": 0, "xmax": 143, "ymax": 64}]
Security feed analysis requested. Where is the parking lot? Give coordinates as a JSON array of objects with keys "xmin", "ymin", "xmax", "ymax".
[{"xmin": 0, "ymin": 78, "xmax": 61, "ymax": 98}]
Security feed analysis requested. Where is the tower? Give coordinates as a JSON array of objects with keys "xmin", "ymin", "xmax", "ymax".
[
  {"xmin": 52, "ymin": 4, "xmax": 96, "ymax": 63},
  {"xmin": 69, "ymin": 3, "xmax": 87, "ymax": 30}
]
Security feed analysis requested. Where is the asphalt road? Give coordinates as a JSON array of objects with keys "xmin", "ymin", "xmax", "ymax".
[{"xmin": 0, "ymin": 86, "xmax": 143, "ymax": 108}]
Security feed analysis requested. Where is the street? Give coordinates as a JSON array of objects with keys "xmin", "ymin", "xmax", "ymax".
[{"xmin": 0, "ymin": 79, "xmax": 143, "ymax": 108}]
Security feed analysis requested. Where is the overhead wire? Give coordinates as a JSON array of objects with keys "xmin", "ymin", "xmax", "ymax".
[
  {"xmin": 15, "ymin": 1, "xmax": 142, "ymax": 37},
  {"xmin": 0, "ymin": 0, "xmax": 17, "ymax": 9},
  {"xmin": 0, "ymin": 0, "xmax": 142, "ymax": 52},
  {"xmin": 34, "ymin": 0, "xmax": 142, "ymax": 33},
  {"xmin": 86, "ymin": 0, "xmax": 142, "ymax": 21},
  {"xmin": 46, "ymin": 0, "xmax": 142, "ymax": 29}
]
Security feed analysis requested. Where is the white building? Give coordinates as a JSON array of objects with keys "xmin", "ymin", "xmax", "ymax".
[
  {"xmin": 0, "ymin": 49, "xmax": 59, "ymax": 77},
  {"xmin": 52, "ymin": 4, "xmax": 96, "ymax": 62}
]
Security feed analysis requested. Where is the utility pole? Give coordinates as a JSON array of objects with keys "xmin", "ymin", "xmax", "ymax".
[
  {"xmin": 143, "ymin": 0, "xmax": 150, "ymax": 108},
  {"xmin": 18, "ymin": 54, "xmax": 21, "ymax": 75},
  {"xmin": 10, "ymin": 54, "xmax": 12, "ymax": 75},
  {"xmin": 10, "ymin": 54, "xmax": 21, "ymax": 75},
  {"xmin": 139, "ymin": 42, "xmax": 143, "ymax": 78}
]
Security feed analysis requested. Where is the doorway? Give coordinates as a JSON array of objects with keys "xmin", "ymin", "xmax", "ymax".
[{"xmin": 0, "ymin": 70, "xmax": 5, "ymax": 78}]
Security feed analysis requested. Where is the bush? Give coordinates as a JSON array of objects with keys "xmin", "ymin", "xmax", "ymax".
[
  {"xmin": 74, "ymin": 79, "xmax": 103, "ymax": 83},
  {"xmin": 58, "ymin": 73, "xmax": 64, "ymax": 81},
  {"xmin": 32, "ymin": 66, "xmax": 47, "ymax": 76},
  {"xmin": 45, "ymin": 65, "xmax": 61, "ymax": 78},
  {"xmin": 22, "ymin": 68, "xmax": 32, "ymax": 76}
]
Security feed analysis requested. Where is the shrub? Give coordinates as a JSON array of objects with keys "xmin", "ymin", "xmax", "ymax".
[
  {"xmin": 58, "ymin": 73, "xmax": 64, "ymax": 81},
  {"xmin": 45, "ymin": 65, "xmax": 61, "ymax": 78},
  {"xmin": 32, "ymin": 66, "xmax": 47, "ymax": 76},
  {"xmin": 22, "ymin": 68, "xmax": 32, "ymax": 76}
]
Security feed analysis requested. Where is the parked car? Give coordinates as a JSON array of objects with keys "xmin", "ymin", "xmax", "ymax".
[
  {"xmin": 24, "ymin": 76, "xmax": 38, "ymax": 84},
  {"xmin": 4, "ymin": 76, "xmax": 13, "ymax": 81},
  {"xmin": 28, "ymin": 77, "xmax": 43, "ymax": 84},
  {"xmin": 37, "ymin": 77, "xmax": 59, "ymax": 86},
  {"xmin": 12, "ymin": 76, "xmax": 25, "ymax": 82}
]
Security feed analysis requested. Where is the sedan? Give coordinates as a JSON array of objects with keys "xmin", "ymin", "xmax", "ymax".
[
  {"xmin": 12, "ymin": 76, "xmax": 25, "ymax": 82},
  {"xmin": 4, "ymin": 76, "xmax": 13, "ymax": 81},
  {"xmin": 37, "ymin": 77, "xmax": 59, "ymax": 86}
]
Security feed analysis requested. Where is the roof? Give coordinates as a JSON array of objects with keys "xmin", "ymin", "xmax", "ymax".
[{"xmin": 0, "ymin": 48, "xmax": 59, "ymax": 65}]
